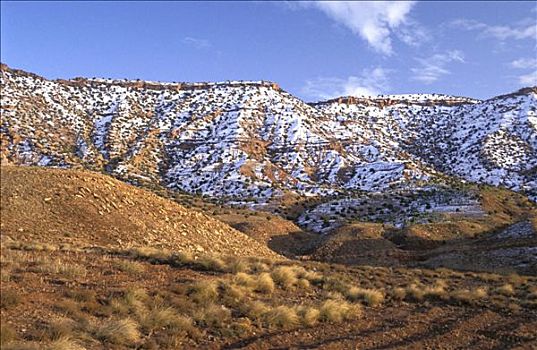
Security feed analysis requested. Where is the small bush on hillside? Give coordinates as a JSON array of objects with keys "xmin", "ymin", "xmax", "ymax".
[
  {"xmin": 94, "ymin": 318, "xmax": 140, "ymax": 346},
  {"xmin": 114, "ymin": 260, "xmax": 145, "ymax": 274},
  {"xmin": 345, "ymin": 287, "xmax": 384, "ymax": 306},
  {"xmin": 188, "ymin": 281, "xmax": 219, "ymax": 304},
  {"xmin": 497, "ymin": 284, "xmax": 515, "ymax": 296},
  {"xmin": 254, "ymin": 273, "xmax": 275, "ymax": 294},
  {"xmin": 271, "ymin": 266, "xmax": 297, "ymax": 289},
  {"xmin": 265, "ymin": 306, "xmax": 299, "ymax": 329},
  {"xmin": 0, "ymin": 290, "xmax": 21, "ymax": 309},
  {"xmin": 319, "ymin": 300, "xmax": 360, "ymax": 323},
  {"xmin": 297, "ymin": 306, "xmax": 320, "ymax": 326}
]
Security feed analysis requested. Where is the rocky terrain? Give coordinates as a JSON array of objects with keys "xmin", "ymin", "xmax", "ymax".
[
  {"xmin": 1, "ymin": 64, "xmax": 536, "ymax": 210},
  {"xmin": 0, "ymin": 166, "xmax": 279, "ymax": 259}
]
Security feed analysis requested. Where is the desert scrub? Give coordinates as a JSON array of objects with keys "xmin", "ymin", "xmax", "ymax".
[
  {"xmin": 1, "ymin": 290, "xmax": 21, "ymax": 309},
  {"xmin": 450, "ymin": 287, "xmax": 488, "ymax": 304},
  {"xmin": 253, "ymin": 273, "xmax": 275, "ymax": 294},
  {"xmin": 319, "ymin": 300, "xmax": 361, "ymax": 323},
  {"xmin": 271, "ymin": 266, "xmax": 297, "ymax": 289},
  {"xmin": 0, "ymin": 323, "xmax": 17, "ymax": 345},
  {"xmin": 497, "ymin": 284, "xmax": 515, "ymax": 296},
  {"xmin": 194, "ymin": 304, "xmax": 231, "ymax": 328},
  {"xmin": 139, "ymin": 305, "xmax": 189, "ymax": 333},
  {"xmin": 297, "ymin": 306, "xmax": 320, "ymax": 326},
  {"xmin": 46, "ymin": 337, "xmax": 85, "ymax": 350},
  {"xmin": 264, "ymin": 305, "xmax": 300, "ymax": 329},
  {"xmin": 94, "ymin": 318, "xmax": 140, "ymax": 346},
  {"xmin": 113, "ymin": 260, "xmax": 145, "ymax": 274},
  {"xmin": 345, "ymin": 287, "xmax": 384, "ymax": 306},
  {"xmin": 188, "ymin": 280, "xmax": 219, "ymax": 304},
  {"xmin": 196, "ymin": 255, "xmax": 226, "ymax": 272},
  {"xmin": 127, "ymin": 247, "xmax": 170, "ymax": 262}
]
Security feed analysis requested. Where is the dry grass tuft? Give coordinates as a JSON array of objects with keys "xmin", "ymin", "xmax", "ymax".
[
  {"xmin": 497, "ymin": 284, "xmax": 515, "ymax": 296},
  {"xmin": 319, "ymin": 299, "xmax": 361, "ymax": 323},
  {"xmin": 271, "ymin": 266, "xmax": 297, "ymax": 289},
  {"xmin": 297, "ymin": 306, "xmax": 320, "ymax": 326},
  {"xmin": 46, "ymin": 336, "xmax": 85, "ymax": 350},
  {"xmin": 265, "ymin": 305, "xmax": 300, "ymax": 329},
  {"xmin": 451, "ymin": 287, "xmax": 488, "ymax": 304},
  {"xmin": 197, "ymin": 255, "xmax": 226, "ymax": 272},
  {"xmin": 254, "ymin": 273, "xmax": 275, "ymax": 294},
  {"xmin": 233, "ymin": 272, "xmax": 255, "ymax": 288},
  {"xmin": 345, "ymin": 287, "xmax": 384, "ymax": 306},
  {"xmin": 1, "ymin": 290, "xmax": 21, "ymax": 309},
  {"xmin": 94, "ymin": 318, "xmax": 140, "ymax": 345},
  {"xmin": 114, "ymin": 260, "xmax": 145, "ymax": 274},
  {"xmin": 0, "ymin": 323, "xmax": 17, "ymax": 345},
  {"xmin": 189, "ymin": 281, "xmax": 219, "ymax": 304},
  {"xmin": 194, "ymin": 304, "xmax": 231, "ymax": 328}
]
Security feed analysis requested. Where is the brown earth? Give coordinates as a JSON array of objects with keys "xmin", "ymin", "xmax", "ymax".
[
  {"xmin": 0, "ymin": 166, "xmax": 280, "ymax": 259},
  {"xmin": 1, "ymin": 242, "xmax": 536, "ymax": 349}
]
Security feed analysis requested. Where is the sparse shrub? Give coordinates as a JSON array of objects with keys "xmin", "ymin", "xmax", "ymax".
[
  {"xmin": 451, "ymin": 287, "xmax": 488, "ymax": 304},
  {"xmin": 345, "ymin": 287, "xmax": 384, "ymax": 306},
  {"xmin": 114, "ymin": 260, "xmax": 145, "ymax": 274},
  {"xmin": 497, "ymin": 284, "xmax": 515, "ymax": 296},
  {"xmin": 65, "ymin": 289, "xmax": 96, "ymax": 303},
  {"xmin": 0, "ymin": 323, "xmax": 17, "ymax": 345},
  {"xmin": 392, "ymin": 287, "xmax": 407, "ymax": 301},
  {"xmin": 189, "ymin": 281, "xmax": 219, "ymax": 304},
  {"xmin": 226, "ymin": 258, "xmax": 249, "ymax": 273},
  {"xmin": 271, "ymin": 266, "xmax": 297, "ymax": 289},
  {"xmin": 169, "ymin": 251, "xmax": 193, "ymax": 266},
  {"xmin": 195, "ymin": 304, "xmax": 231, "ymax": 328},
  {"xmin": 297, "ymin": 278, "xmax": 311, "ymax": 290},
  {"xmin": 254, "ymin": 273, "xmax": 275, "ymax": 294},
  {"xmin": 128, "ymin": 247, "xmax": 170, "ymax": 262},
  {"xmin": 1, "ymin": 290, "xmax": 21, "ymax": 309},
  {"xmin": 45, "ymin": 318, "xmax": 77, "ymax": 341},
  {"xmin": 139, "ymin": 306, "xmax": 182, "ymax": 332},
  {"xmin": 94, "ymin": 318, "xmax": 140, "ymax": 345},
  {"xmin": 265, "ymin": 305, "xmax": 299, "ymax": 329},
  {"xmin": 233, "ymin": 272, "xmax": 255, "ymax": 288},
  {"xmin": 250, "ymin": 262, "xmax": 270, "ymax": 273},
  {"xmin": 319, "ymin": 300, "xmax": 360, "ymax": 323},
  {"xmin": 196, "ymin": 255, "xmax": 226, "ymax": 272},
  {"xmin": 405, "ymin": 284, "xmax": 425, "ymax": 301},
  {"xmin": 297, "ymin": 306, "xmax": 320, "ymax": 326},
  {"xmin": 242, "ymin": 301, "xmax": 269, "ymax": 324},
  {"xmin": 46, "ymin": 336, "xmax": 84, "ymax": 350},
  {"xmin": 220, "ymin": 282, "xmax": 245, "ymax": 307}
]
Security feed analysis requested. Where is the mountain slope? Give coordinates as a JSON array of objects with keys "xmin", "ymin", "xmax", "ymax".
[
  {"xmin": 1, "ymin": 64, "xmax": 536, "ymax": 204},
  {"xmin": 0, "ymin": 166, "xmax": 280, "ymax": 258}
]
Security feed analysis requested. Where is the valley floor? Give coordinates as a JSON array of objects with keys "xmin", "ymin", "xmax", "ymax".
[{"xmin": 1, "ymin": 240, "xmax": 536, "ymax": 349}]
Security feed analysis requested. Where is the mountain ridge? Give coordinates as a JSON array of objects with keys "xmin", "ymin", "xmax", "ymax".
[{"xmin": 1, "ymin": 64, "xmax": 536, "ymax": 216}]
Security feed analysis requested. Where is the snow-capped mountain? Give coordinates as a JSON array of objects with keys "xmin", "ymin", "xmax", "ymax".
[{"xmin": 1, "ymin": 64, "xmax": 536, "ymax": 202}]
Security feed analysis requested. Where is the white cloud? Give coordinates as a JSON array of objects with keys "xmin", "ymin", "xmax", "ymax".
[
  {"xmin": 302, "ymin": 67, "xmax": 391, "ymax": 100},
  {"xmin": 411, "ymin": 50, "xmax": 465, "ymax": 84},
  {"xmin": 301, "ymin": 1, "xmax": 418, "ymax": 55},
  {"xmin": 518, "ymin": 70, "xmax": 537, "ymax": 85},
  {"xmin": 452, "ymin": 19, "xmax": 537, "ymax": 41},
  {"xmin": 182, "ymin": 37, "xmax": 211, "ymax": 49},
  {"xmin": 510, "ymin": 58, "xmax": 537, "ymax": 86},
  {"xmin": 511, "ymin": 57, "xmax": 537, "ymax": 69}
]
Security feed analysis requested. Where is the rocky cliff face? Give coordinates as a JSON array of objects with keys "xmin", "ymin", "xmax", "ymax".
[{"xmin": 1, "ymin": 64, "xmax": 536, "ymax": 203}]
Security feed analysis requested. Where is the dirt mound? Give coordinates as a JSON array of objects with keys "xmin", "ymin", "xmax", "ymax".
[
  {"xmin": 311, "ymin": 223, "xmax": 409, "ymax": 266},
  {"xmin": 214, "ymin": 212, "xmax": 321, "ymax": 257},
  {"xmin": 0, "ymin": 166, "xmax": 280, "ymax": 258}
]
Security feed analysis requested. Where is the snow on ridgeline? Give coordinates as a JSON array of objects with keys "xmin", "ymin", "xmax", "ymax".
[{"xmin": 1, "ymin": 63, "xmax": 536, "ymax": 202}]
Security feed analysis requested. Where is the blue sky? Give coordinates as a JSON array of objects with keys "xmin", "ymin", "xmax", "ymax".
[{"xmin": 1, "ymin": 1, "xmax": 536, "ymax": 100}]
